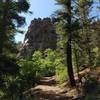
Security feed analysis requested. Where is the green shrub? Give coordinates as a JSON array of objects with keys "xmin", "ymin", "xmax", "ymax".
[
  {"xmin": 56, "ymin": 66, "xmax": 67, "ymax": 83},
  {"xmin": 18, "ymin": 59, "xmax": 41, "ymax": 89},
  {"xmin": 32, "ymin": 49, "xmax": 57, "ymax": 77},
  {"xmin": 54, "ymin": 57, "xmax": 67, "ymax": 83}
]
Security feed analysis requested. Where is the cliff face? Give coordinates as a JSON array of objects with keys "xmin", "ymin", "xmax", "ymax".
[{"xmin": 18, "ymin": 18, "xmax": 57, "ymax": 58}]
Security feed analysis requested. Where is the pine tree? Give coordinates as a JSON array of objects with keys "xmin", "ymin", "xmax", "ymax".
[
  {"xmin": 55, "ymin": 0, "xmax": 76, "ymax": 86},
  {"xmin": 76, "ymin": 0, "xmax": 94, "ymax": 66},
  {"xmin": 0, "ymin": 0, "xmax": 30, "ymax": 54}
]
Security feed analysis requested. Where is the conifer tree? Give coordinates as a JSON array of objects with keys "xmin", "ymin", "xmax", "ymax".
[
  {"xmin": 0, "ymin": 0, "xmax": 30, "ymax": 54},
  {"xmin": 55, "ymin": 0, "xmax": 76, "ymax": 86}
]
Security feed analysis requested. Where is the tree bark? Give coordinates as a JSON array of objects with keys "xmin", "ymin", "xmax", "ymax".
[{"xmin": 66, "ymin": 0, "xmax": 76, "ymax": 86}]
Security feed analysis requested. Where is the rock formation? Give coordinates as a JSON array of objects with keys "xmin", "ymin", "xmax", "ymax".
[{"xmin": 18, "ymin": 18, "xmax": 57, "ymax": 58}]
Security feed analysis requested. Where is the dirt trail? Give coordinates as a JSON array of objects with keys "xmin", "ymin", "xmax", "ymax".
[
  {"xmin": 23, "ymin": 76, "xmax": 77, "ymax": 100},
  {"xmin": 23, "ymin": 68, "xmax": 100, "ymax": 100}
]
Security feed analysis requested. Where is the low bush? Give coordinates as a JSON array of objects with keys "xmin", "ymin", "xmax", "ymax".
[
  {"xmin": 56, "ymin": 65, "xmax": 67, "ymax": 83},
  {"xmin": 32, "ymin": 49, "xmax": 57, "ymax": 77}
]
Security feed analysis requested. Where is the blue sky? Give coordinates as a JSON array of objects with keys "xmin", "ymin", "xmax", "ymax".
[
  {"xmin": 15, "ymin": 0, "xmax": 59, "ymax": 42},
  {"xmin": 15, "ymin": 0, "xmax": 100, "ymax": 42}
]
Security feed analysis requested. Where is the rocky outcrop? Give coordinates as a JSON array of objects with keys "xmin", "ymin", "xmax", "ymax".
[{"xmin": 18, "ymin": 18, "xmax": 57, "ymax": 58}]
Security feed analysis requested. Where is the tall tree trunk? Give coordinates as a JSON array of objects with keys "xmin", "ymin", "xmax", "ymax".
[{"xmin": 66, "ymin": 0, "xmax": 76, "ymax": 86}]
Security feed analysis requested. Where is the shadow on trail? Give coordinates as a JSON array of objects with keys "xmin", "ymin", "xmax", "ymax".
[{"xmin": 31, "ymin": 88, "xmax": 72, "ymax": 100}]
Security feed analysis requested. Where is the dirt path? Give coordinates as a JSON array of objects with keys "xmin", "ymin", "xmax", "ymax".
[
  {"xmin": 23, "ymin": 76, "xmax": 77, "ymax": 100},
  {"xmin": 24, "ymin": 70, "xmax": 92, "ymax": 100},
  {"xmin": 23, "ymin": 68, "xmax": 91, "ymax": 100},
  {"xmin": 23, "ymin": 67, "xmax": 100, "ymax": 100}
]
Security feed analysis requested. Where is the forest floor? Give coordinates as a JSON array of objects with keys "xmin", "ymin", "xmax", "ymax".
[{"xmin": 23, "ymin": 67, "xmax": 100, "ymax": 100}]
